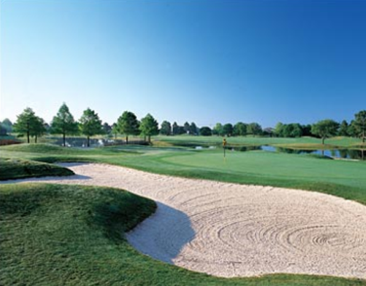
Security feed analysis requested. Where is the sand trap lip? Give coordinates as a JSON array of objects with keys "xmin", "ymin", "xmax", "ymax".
[{"xmin": 1, "ymin": 163, "xmax": 366, "ymax": 279}]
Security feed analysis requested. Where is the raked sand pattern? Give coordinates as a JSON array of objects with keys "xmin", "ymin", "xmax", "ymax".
[{"xmin": 2, "ymin": 163, "xmax": 366, "ymax": 279}]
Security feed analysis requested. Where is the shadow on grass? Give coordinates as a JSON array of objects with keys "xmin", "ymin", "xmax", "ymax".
[
  {"xmin": 0, "ymin": 174, "xmax": 91, "ymax": 184},
  {"xmin": 127, "ymin": 201, "xmax": 195, "ymax": 264}
]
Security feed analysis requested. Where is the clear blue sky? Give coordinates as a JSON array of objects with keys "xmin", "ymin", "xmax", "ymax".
[{"xmin": 1, "ymin": 0, "xmax": 366, "ymax": 128}]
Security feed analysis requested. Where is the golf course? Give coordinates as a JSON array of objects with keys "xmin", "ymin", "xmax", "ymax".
[
  {"xmin": 1, "ymin": 138, "xmax": 366, "ymax": 285},
  {"xmin": 3, "ymin": 0, "xmax": 366, "ymax": 284}
]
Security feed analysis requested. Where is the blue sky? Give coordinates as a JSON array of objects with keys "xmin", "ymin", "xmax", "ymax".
[{"xmin": 1, "ymin": 0, "xmax": 366, "ymax": 128}]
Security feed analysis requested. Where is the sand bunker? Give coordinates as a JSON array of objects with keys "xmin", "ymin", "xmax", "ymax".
[{"xmin": 2, "ymin": 163, "xmax": 366, "ymax": 279}]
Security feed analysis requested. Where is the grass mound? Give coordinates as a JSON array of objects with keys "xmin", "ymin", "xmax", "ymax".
[
  {"xmin": 0, "ymin": 158, "xmax": 74, "ymax": 180},
  {"xmin": 0, "ymin": 184, "xmax": 156, "ymax": 285},
  {"xmin": 0, "ymin": 143, "xmax": 83, "ymax": 154}
]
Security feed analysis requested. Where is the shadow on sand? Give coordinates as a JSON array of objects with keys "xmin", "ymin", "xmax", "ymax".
[{"xmin": 127, "ymin": 201, "xmax": 195, "ymax": 264}]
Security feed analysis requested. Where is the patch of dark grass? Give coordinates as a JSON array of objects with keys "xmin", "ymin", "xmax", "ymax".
[{"xmin": 0, "ymin": 158, "xmax": 74, "ymax": 180}]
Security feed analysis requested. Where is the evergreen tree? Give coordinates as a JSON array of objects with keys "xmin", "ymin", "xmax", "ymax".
[
  {"xmin": 1, "ymin": 118, "xmax": 13, "ymax": 133},
  {"xmin": 140, "ymin": 113, "xmax": 159, "ymax": 143},
  {"xmin": 183, "ymin": 122, "xmax": 190, "ymax": 134},
  {"xmin": 32, "ymin": 116, "xmax": 47, "ymax": 143},
  {"xmin": 160, "ymin": 121, "xmax": 172, "ymax": 135},
  {"xmin": 117, "ymin": 111, "xmax": 140, "ymax": 144},
  {"xmin": 79, "ymin": 108, "xmax": 103, "ymax": 147},
  {"xmin": 172, "ymin": 122, "xmax": 179, "ymax": 135},
  {"xmin": 51, "ymin": 103, "xmax": 78, "ymax": 146},
  {"xmin": 338, "ymin": 120, "xmax": 349, "ymax": 136},
  {"xmin": 13, "ymin": 107, "xmax": 39, "ymax": 143},
  {"xmin": 189, "ymin": 122, "xmax": 198, "ymax": 135}
]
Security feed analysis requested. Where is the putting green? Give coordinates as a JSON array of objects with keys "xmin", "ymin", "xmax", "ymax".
[{"xmin": 162, "ymin": 150, "xmax": 366, "ymax": 189}]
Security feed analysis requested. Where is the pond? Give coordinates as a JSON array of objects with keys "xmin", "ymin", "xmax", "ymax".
[
  {"xmin": 195, "ymin": 145, "xmax": 365, "ymax": 160},
  {"xmin": 52, "ymin": 137, "xmax": 148, "ymax": 147},
  {"xmin": 256, "ymin": 145, "xmax": 365, "ymax": 160}
]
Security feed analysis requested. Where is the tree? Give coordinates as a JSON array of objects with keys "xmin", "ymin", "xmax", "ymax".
[
  {"xmin": 274, "ymin": 122, "xmax": 284, "ymax": 137},
  {"xmin": 291, "ymin": 124, "xmax": 303, "ymax": 137},
  {"xmin": 263, "ymin": 127, "xmax": 274, "ymax": 137},
  {"xmin": 139, "ymin": 113, "xmax": 159, "ymax": 143},
  {"xmin": 354, "ymin": 110, "xmax": 366, "ymax": 143},
  {"xmin": 247, "ymin": 122, "xmax": 262, "ymax": 137},
  {"xmin": 200, "ymin": 126, "xmax": 212, "ymax": 136},
  {"xmin": 1, "ymin": 118, "xmax": 13, "ymax": 133},
  {"xmin": 117, "ymin": 111, "xmax": 140, "ymax": 144},
  {"xmin": 111, "ymin": 123, "xmax": 119, "ymax": 139},
  {"xmin": 183, "ymin": 122, "xmax": 190, "ymax": 134},
  {"xmin": 283, "ymin": 123, "xmax": 302, "ymax": 138},
  {"xmin": 0, "ymin": 123, "xmax": 7, "ymax": 135},
  {"xmin": 302, "ymin": 124, "xmax": 312, "ymax": 137},
  {"xmin": 79, "ymin": 108, "xmax": 103, "ymax": 147},
  {"xmin": 223, "ymin": 123, "xmax": 233, "ymax": 136},
  {"xmin": 103, "ymin": 122, "xmax": 112, "ymax": 135},
  {"xmin": 13, "ymin": 107, "xmax": 39, "ymax": 143},
  {"xmin": 348, "ymin": 120, "xmax": 357, "ymax": 137},
  {"xmin": 172, "ymin": 122, "xmax": 179, "ymax": 135},
  {"xmin": 233, "ymin": 122, "xmax": 247, "ymax": 136},
  {"xmin": 311, "ymin": 119, "xmax": 339, "ymax": 145},
  {"xmin": 338, "ymin": 120, "xmax": 349, "ymax": 136},
  {"xmin": 178, "ymin": 126, "xmax": 186, "ymax": 135},
  {"xmin": 160, "ymin": 121, "xmax": 171, "ymax": 135},
  {"xmin": 212, "ymin": 123, "xmax": 224, "ymax": 136},
  {"xmin": 51, "ymin": 103, "xmax": 78, "ymax": 146},
  {"xmin": 32, "ymin": 116, "xmax": 47, "ymax": 143},
  {"xmin": 189, "ymin": 122, "xmax": 198, "ymax": 135}
]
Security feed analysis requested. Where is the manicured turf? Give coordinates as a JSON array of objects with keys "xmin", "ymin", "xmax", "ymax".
[
  {"xmin": 0, "ymin": 157, "xmax": 74, "ymax": 180},
  {"xmin": 1, "ymin": 183, "xmax": 365, "ymax": 286},
  {"xmin": 156, "ymin": 135, "xmax": 366, "ymax": 149},
  {"xmin": 163, "ymin": 150, "xmax": 366, "ymax": 188},
  {"xmin": 1, "ymin": 143, "xmax": 366, "ymax": 204}
]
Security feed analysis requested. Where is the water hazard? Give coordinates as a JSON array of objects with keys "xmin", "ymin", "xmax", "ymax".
[
  {"xmin": 252, "ymin": 145, "xmax": 365, "ymax": 160},
  {"xmin": 195, "ymin": 145, "xmax": 365, "ymax": 160}
]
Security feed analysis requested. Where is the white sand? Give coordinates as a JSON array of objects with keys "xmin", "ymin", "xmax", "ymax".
[{"xmin": 2, "ymin": 163, "xmax": 366, "ymax": 279}]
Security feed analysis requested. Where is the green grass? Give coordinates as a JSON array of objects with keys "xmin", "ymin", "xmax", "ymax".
[
  {"xmin": 1, "ymin": 143, "xmax": 366, "ymax": 204},
  {"xmin": 155, "ymin": 135, "xmax": 365, "ymax": 149},
  {"xmin": 1, "ymin": 183, "xmax": 364, "ymax": 286},
  {"xmin": 1, "ymin": 143, "xmax": 366, "ymax": 284},
  {"xmin": 0, "ymin": 158, "xmax": 74, "ymax": 180}
]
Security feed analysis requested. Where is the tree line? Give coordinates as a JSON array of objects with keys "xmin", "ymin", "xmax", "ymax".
[{"xmin": 2, "ymin": 104, "xmax": 366, "ymax": 146}]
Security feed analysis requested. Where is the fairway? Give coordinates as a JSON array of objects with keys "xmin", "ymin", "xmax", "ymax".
[{"xmin": 162, "ymin": 150, "xmax": 366, "ymax": 189}]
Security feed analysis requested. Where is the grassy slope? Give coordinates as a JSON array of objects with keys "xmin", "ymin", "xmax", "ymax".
[
  {"xmin": 1, "ymin": 183, "xmax": 364, "ymax": 286},
  {"xmin": 0, "ymin": 158, "xmax": 74, "ymax": 180}
]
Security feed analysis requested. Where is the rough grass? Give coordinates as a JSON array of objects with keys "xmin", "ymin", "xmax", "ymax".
[
  {"xmin": 1, "ymin": 183, "xmax": 364, "ymax": 286},
  {"xmin": 0, "ymin": 158, "xmax": 74, "ymax": 180}
]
